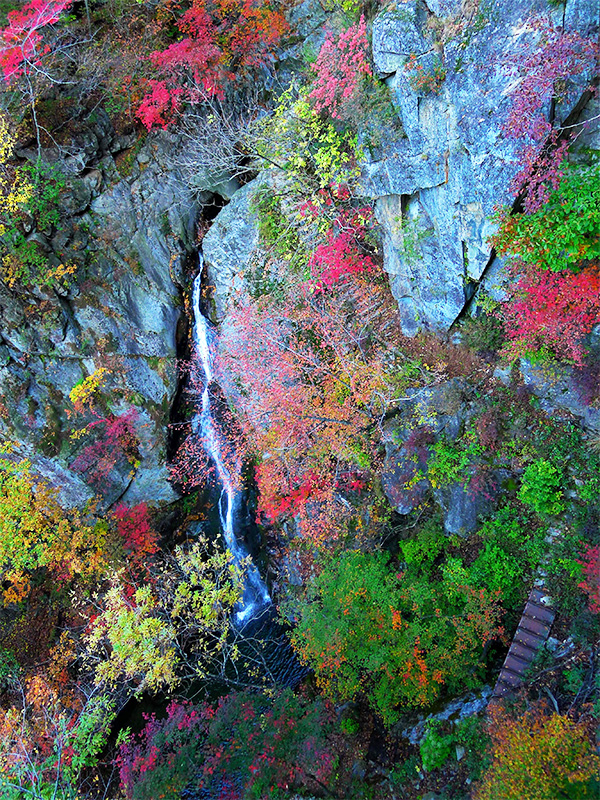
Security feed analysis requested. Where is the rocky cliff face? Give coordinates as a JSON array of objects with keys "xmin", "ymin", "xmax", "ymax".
[
  {"xmin": 365, "ymin": 0, "xmax": 599, "ymax": 335},
  {"xmin": 4, "ymin": 0, "xmax": 596, "ymax": 510},
  {"xmin": 0, "ymin": 120, "xmax": 203, "ymax": 507}
]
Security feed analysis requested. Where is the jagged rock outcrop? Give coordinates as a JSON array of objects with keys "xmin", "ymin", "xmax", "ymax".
[
  {"xmin": 202, "ymin": 176, "xmax": 265, "ymax": 322},
  {"xmin": 519, "ymin": 356, "xmax": 600, "ymax": 432},
  {"xmin": 1, "ymin": 125, "xmax": 204, "ymax": 507},
  {"xmin": 381, "ymin": 378, "xmax": 500, "ymax": 533},
  {"xmin": 365, "ymin": 0, "xmax": 599, "ymax": 335}
]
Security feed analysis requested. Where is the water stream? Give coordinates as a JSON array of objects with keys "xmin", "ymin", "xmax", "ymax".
[{"xmin": 191, "ymin": 265, "xmax": 271, "ymax": 627}]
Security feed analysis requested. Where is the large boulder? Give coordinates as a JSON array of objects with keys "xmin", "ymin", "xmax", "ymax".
[{"xmin": 202, "ymin": 177, "xmax": 264, "ymax": 322}]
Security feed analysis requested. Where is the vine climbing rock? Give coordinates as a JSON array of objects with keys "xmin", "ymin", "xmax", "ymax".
[{"xmin": 365, "ymin": 0, "xmax": 599, "ymax": 335}]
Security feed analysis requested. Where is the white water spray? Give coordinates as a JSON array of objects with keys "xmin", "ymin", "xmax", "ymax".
[{"xmin": 191, "ymin": 266, "xmax": 271, "ymax": 626}]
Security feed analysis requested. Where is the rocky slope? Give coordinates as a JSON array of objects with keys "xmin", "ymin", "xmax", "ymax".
[{"xmin": 0, "ymin": 120, "xmax": 201, "ymax": 507}]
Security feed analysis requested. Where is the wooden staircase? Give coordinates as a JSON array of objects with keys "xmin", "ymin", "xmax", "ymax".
[{"xmin": 490, "ymin": 584, "xmax": 556, "ymax": 703}]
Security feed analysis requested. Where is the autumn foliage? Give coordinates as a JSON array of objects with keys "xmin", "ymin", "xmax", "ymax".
[
  {"xmin": 291, "ymin": 551, "xmax": 504, "ymax": 722},
  {"xmin": 502, "ymin": 16, "xmax": 599, "ymax": 208},
  {"xmin": 309, "ymin": 16, "xmax": 371, "ymax": 121},
  {"xmin": 137, "ymin": 0, "xmax": 288, "ymax": 128},
  {"xmin": 118, "ymin": 691, "xmax": 333, "ymax": 800},
  {"xmin": 217, "ymin": 261, "xmax": 400, "ymax": 544},
  {"xmin": 309, "ymin": 207, "xmax": 378, "ymax": 288},
  {"xmin": 577, "ymin": 544, "xmax": 600, "ymax": 614},
  {"xmin": 498, "ymin": 262, "xmax": 600, "ymax": 365},
  {"xmin": 0, "ymin": 458, "xmax": 107, "ymax": 603},
  {"xmin": 492, "ymin": 163, "xmax": 600, "ymax": 364},
  {"xmin": 0, "ymin": 0, "xmax": 71, "ymax": 85},
  {"xmin": 112, "ymin": 502, "xmax": 159, "ymax": 572},
  {"xmin": 0, "ymin": 669, "xmax": 115, "ymax": 799},
  {"xmin": 476, "ymin": 703, "xmax": 600, "ymax": 800},
  {"xmin": 68, "ymin": 369, "xmax": 141, "ymax": 488}
]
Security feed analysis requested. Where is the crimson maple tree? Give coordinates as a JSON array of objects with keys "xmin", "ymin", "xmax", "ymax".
[
  {"xmin": 0, "ymin": 0, "xmax": 71, "ymax": 84},
  {"xmin": 137, "ymin": 0, "xmax": 288, "ymax": 129}
]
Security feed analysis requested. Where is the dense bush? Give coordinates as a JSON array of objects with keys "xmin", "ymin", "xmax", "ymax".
[
  {"xmin": 476, "ymin": 703, "xmax": 600, "ymax": 800},
  {"xmin": 518, "ymin": 459, "xmax": 565, "ymax": 516},
  {"xmin": 119, "ymin": 691, "xmax": 334, "ymax": 800},
  {"xmin": 291, "ymin": 550, "xmax": 503, "ymax": 722}
]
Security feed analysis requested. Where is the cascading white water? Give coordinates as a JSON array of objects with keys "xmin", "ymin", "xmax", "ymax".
[{"xmin": 191, "ymin": 266, "xmax": 271, "ymax": 626}]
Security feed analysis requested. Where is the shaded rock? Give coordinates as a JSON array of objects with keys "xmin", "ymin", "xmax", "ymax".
[
  {"xmin": 287, "ymin": 0, "xmax": 327, "ymax": 38},
  {"xmin": 398, "ymin": 685, "xmax": 491, "ymax": 744},
  {"xmin": 470, "ymin": 254, "xmax": 512, "ymax": 313},
  {"xmin": 381, "ymin": 379, "xmax": 470, "ymax": 515},
  {"xmin": 382, "ymin": 440, "xmax": 430, "ymax": 514},
  {"xmin": 1, "ymin": 444, "xmax": 94, "ymax": 509},
  {"xmin": 59, "ymin": 175, "xmax": 93, "ymax": 216},
  {"xmin": 433, "ymin": 474, "xmax": 495, "ymax": 535},
  {"xmin": 407, "ymin": 378, "xmax": 468, "ymax": 439},
  {"xmin": 519, "ymin": 359, "xmax": 600, "ymax": 432}
]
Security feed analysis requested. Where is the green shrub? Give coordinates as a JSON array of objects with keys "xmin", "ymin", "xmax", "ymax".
[
  {"xmin": 0, "ymin": 160, "xmax": 66, "ymax": 287},
  {"xmin": 427, "ymin": 435, "xmax": 483, "ymax": 490},
  {"xmin": 462, "ymin": 312, "xmax": 506, "ymax": 353},
  {"xmin": 454, "ymin": 715, "xmax": 490, "ymax": 780},
  {"xmin": 340, "ymin": 716, "xmax": 360, "ymax": 736},
  {"xmin": 420, "ymin": 720, "xmax": 454, "ymax": 772},
  {"xmin": 400, "ymin": 518, "xmax": 447, "ymax": 573},
  {"xmin": 252, "ymin": 187, "xmax": 302, "ymax": 260},
  {"xmin": 389, "ymin": 754, "xmax": 421, "ymax": 787},
  {"xmin": 491, "ymin": 164, "xmax": 600, "ymax": 273},
  {"xmin": 470, "ymin": 542, "xmax": 526, "ymax": 607},
  {"xmin": 477, "ymin": 506, "xmax": 545, "ymax": 568},
  {"xmin": 518, "ymin": 459, "xmax": 565, "ymax": 516}
]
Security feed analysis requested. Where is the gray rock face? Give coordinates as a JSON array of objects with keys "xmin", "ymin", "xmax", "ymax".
[
  {"xmin": 365, "ymin": 0, "xmax": 598, "ymax": 334},
  {"xmin": 433, "ymin": 475, "xmax": 495, "ymax": 535},
  {"xmin": 202, "ymin": 176, "xmax": 265, "ymax": 322},
  {"xmin": 0, "ymin": 130, "xmax": 200, "ymax": 508},
  {"xmin": 381, "ymin": 377, "xmax": 498, "ymax": 530}
]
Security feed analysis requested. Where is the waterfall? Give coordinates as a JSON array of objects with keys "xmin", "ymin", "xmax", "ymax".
[{"xmin": 191, "ymin": 266, "xmax": 271, "ymax": 627}]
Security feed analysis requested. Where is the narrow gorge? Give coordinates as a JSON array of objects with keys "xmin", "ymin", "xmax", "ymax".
[{"xmin": 0, "ymin": 0, "xmax": 598, "ymax": 798}]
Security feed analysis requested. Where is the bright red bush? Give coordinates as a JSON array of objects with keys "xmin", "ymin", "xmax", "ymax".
[
  {"xmin": 309, "ymin": 16, "xmax": 371, "ymax": 120},
  {"xmin": 0, "ymin": 0, "xmax": 71, "ymax": 84},
  {"xmin": 309, "ymin": 207, "xmax": 377, "ymax": 289},
  {"xmin": 499, "ymin": 263, "xmax": 600, "ymax": 365},
  {"xmin": 136, "ymin": 79, "xmax": 184, "ymax": 130},
  {"xmin": 113, "ymin": 503, "xmax": 159, "ymax": 567},
  {"xmin": 577, "ymin": 544, "xmax": 600, "ymax": 614},
  {"xmin": 118, "ymin": 692, "xmax": 334, "ymax": 800}
]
